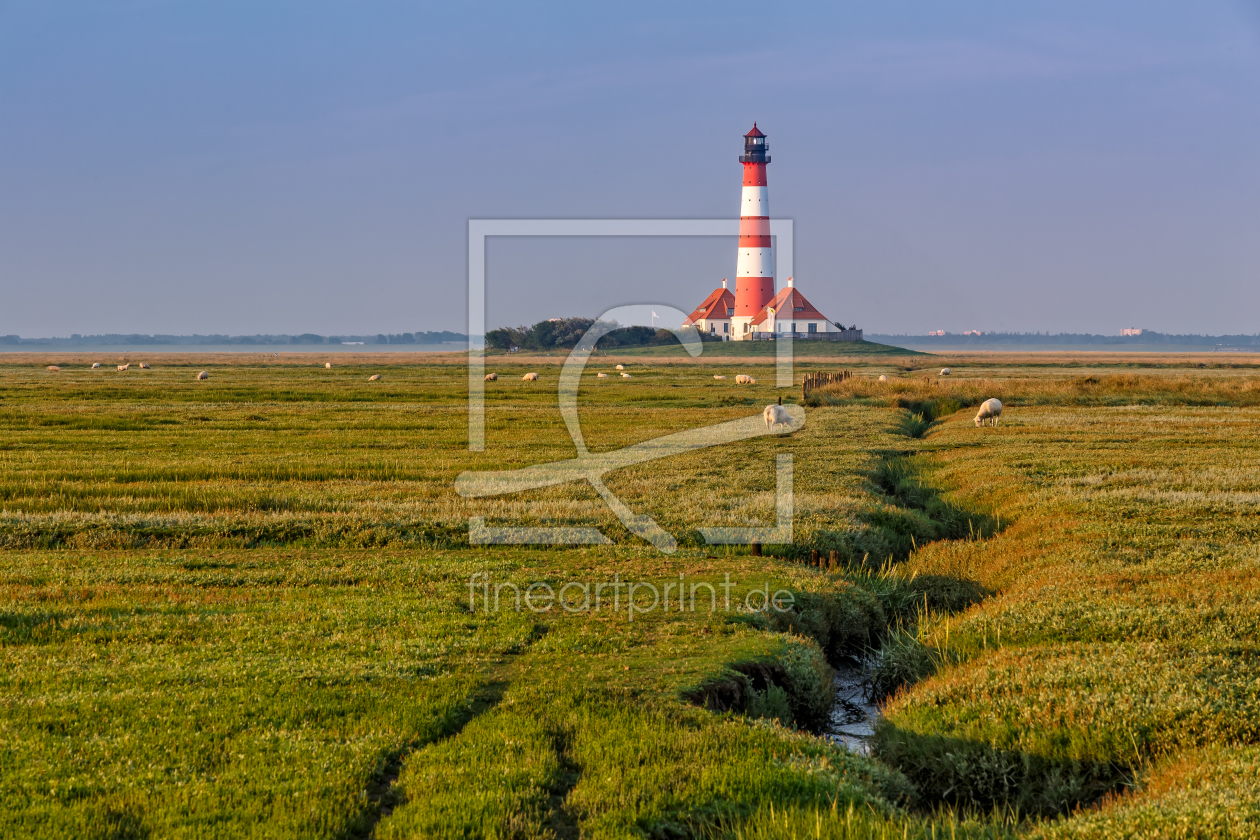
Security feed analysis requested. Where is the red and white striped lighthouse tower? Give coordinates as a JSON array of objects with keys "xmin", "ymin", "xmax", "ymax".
[{"xmin": 732, "ymin": 123, "xmax": 773, "ymax": 337}]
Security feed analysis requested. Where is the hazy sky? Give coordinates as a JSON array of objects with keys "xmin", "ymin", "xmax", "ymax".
[{"xmin": 2, "ymin": 1, "xmax": 1259, "ymax": 337}]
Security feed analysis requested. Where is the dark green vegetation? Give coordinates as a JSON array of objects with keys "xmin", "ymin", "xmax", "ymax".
[
  {"xmin": 485, "ymin": 317, "xmax": 686, "ymax": 352},
  {"xmin": 1, "ymin": 356, "xmax": 1258, "ymax": 837}
]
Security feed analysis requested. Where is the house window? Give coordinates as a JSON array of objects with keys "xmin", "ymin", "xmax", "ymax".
[
  {"xmin": 710, "ymin": 325, "xmax": 715, "ymax": 334},
  {"xmin": 726, "ymin": 307, "xmax": 734, "ymax": 316},
  {"xmin": 808, "ymin": 323, "xmax": 816, "ymax": 333},
  {"xmin": 743, "ymin": 323, "xmax": 749, "ymax": 333},
  {"xmin": 723, "ymin": 322, "xmax": 729, "ymax": 333},
  {"xmin": 791, "ymin": 322, "xmax": 796, "ymax": 333},
  {"xmin": 794, "ymin": 306, "xmax": 804, "ymax": 312}
]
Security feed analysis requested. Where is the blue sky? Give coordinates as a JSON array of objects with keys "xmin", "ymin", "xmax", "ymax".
[{"xmin": 2, "ymin": 1, "xmax": 1258, "ymax": 336}]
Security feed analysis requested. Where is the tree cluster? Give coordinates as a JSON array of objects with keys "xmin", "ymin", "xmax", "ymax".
[{"xmin": 485, "ymin": 317, "xmax": 702, "ymax": 352}]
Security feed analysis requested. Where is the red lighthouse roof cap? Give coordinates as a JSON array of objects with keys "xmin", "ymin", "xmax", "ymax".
[{"xmin": 745, "ymin": 123, "xmax": 765, "ymax": 138}]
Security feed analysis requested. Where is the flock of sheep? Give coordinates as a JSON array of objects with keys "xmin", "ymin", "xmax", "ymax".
[
  {"xmin": 496, "ymin": 364, "xmax": 758, "ymax": 385},
  {"xmin": 40, "ymin": 360, "xmax": 1004, "ymax": 428}
]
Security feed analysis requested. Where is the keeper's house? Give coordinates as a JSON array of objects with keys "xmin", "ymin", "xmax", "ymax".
[{"xmin": 684, "ymin": 276, "xmax": 861, "ymax": 341}]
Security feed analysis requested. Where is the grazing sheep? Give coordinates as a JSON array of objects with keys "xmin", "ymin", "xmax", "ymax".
[
  {"xmin": 878, "ymin": 374, "xmax": 888, "ymax": 382},
  {"xmin": 484, "ymin": 373, "xmax": 498, "ymax": 381},
  {"xmin": 735, "ymin": 374, "xmax": 756, "ymax": 385},
  {"xmin": 368, "ymin": 374, "xmax": 382, "ymax": 382},
  {"xmin": 615, "ymin": 364, "xmax": 625, "ymax": 370},
  {"xmin": 763, "ymin": 403, "xmax": 793, "ymax": 432},
  {"xmin": 940, "ymin": 368, "xmax": 951, "ymax": 376},
  {"xmin": 522, "ymin": 372, "xmax": 539, "ymax": 381},
  {"xmin": 91, "ymin": 363, "xmax": 101, "ymax": 369},
  {"xmin": 597, "ymin": 373, "xmax": 608, "ymax": 379},
  {"xmin": 713, "ymin": 375, "xmax": 727, "ymax": 380},
  {"xmin": 117, "ymin": 364, "xmax": 130, "ymax": 371},
  {"xmin": 46, "ymin": 365, "xmax": 61, "ymax": 372},
  {"xmin": 620, "ymin": 372, "xmax": 631, "ymax": 378},
  {"xmin": 139, "ymin": 362, "xmax": 150, "ymax": 369},
  {"xmin": 974, "ymin": 398, "xmax": 1002, "ymax": 427},
  {"xmin": 325, "ymin": 362, "xmax": 332, "ymax": 369},
  {"xmin": 196, "ymin": 371, "xmax": 209, "ymax": 380}
]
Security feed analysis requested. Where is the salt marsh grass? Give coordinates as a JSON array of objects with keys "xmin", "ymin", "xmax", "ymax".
[{"xmin": 1, "ymin": 354, "xmax": 1257, "ymax": 836}]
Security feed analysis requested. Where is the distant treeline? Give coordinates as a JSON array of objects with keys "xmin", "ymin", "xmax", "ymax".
[
  {"xmin": 485, "ymin": 317, "xmax": 708, "ymax": 351},
  {"xmin": 869, "ymin": 331, "xmax": 1260, "ymax": 347},
  {"xmin": 0, "ymin": 332, "xmax": 468, "ymax": 346}
]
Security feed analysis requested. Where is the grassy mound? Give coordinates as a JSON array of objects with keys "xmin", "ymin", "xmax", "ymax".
[{"xmin": 601, "ymin": 338, "xmax": 925, "ymax": 358}]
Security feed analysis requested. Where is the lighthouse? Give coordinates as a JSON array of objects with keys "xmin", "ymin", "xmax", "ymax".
[
  {"xmin": 683, "ymin": 125, "xmax": 859, "ymax": 343},
  {"xmin": 732, "ymin": 124, "xmax": 774, "ymax": 337}
]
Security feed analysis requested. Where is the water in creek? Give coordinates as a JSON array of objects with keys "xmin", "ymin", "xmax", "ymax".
[{"xmin": 824, "ymin": 663, "xmax": 881, "ymax": 754}]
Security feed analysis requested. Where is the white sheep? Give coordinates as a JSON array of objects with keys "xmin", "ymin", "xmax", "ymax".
[
  {"xmin": 368, "ymin": 374, "xmax": 382, "ymax": 382},
  {"xmin": 196, "ymin": 371, "xmax": 209, "ymax": 380},
  {"xmin": 736, "ymin": 374, "xmax": 756, "ymax": 385},
  {"xmin": 878, "ymin": 375, "xmax": 888, "ymax": 382},
  {"xmin": 325, "ymin": 362, "xmax": 332, "ymax": 369},
  {"xmin": 139, "ymin": 362, "xmax": 150, "ymax": 369},
  {"xmin": 763, "ymin": 404, "xmax": 793, "ymax": 432},
  {"xmin": 940, "ymin": 368, "xmax": 951, "ymax": 376},
  {"xmin": 484, "ymin": 373, "xmax": 497, "ymax": 381},
  {"xmin": 620, "ymin": 372, "xmax": 631, "ymax": 378},
  {"xmin": 91, "ymin": 363, "xmax": 101, "ymax": 369},
  {"xmin": 713, "ymin": 375, "xmax": 726, "ymax": 380},
  {"xmin": 522, "ymin": 372, "xmax": 539, "ymax": 381},
  {"xmin": 974, "ymin": 398, "xmax": 1002, "ymax": 427},
  {"xmin": 615, "ymin": 364, "xmax": 625, "ymax": 371},
  {"xmin": 597, "ymin": 373, "xmax": 608, "ymax": 379},
  {"xmin": 117, "ymin": 364, "xmax": 130, "ymax": 371},
  {"xmin": 46, "ymin": 365, "xmax": 61, "ymax": 372}
]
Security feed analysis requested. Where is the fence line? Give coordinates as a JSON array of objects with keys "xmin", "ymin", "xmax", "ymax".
[{"xmin": 801, "ymin": 370, "xmax": 851, "ymax": 399}]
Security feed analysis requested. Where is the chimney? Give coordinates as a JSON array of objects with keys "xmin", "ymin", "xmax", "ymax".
[
  {"xmin": 787, "ymin": 276, "xmax": 794, "ymax": 288},
  {"xmin": 721, "ymin": 278, "xmax": 727, "ymax": 289}
]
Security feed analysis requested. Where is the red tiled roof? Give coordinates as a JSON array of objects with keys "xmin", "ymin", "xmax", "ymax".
[
  {"xmin": 684, "ymin": 287, "xmax": 736, "ymax": 325},
  {"xmin": 745, "ymin": 123, "xmax": 765, "ymax": 138},
  {"xmin": 750, "ymin": 287, "xmax": 830, "ymax": 326}
]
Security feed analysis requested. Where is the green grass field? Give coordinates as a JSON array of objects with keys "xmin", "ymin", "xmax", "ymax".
[{"xmin": 1, "ymin": 352, "xmax": 1257, "ymax": 838}]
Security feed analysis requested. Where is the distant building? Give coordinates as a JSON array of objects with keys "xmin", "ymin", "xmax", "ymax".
[
  {"xmin": 963, "ymin": 330, "xmax": 982, "ymax": 336},
  {"xmin": 1121, "ymin": 328, "xmax": 1144, "ymax": 337},
  {"xmin": 927, "ymin": 330, "xmax": 946, "ymax": 337}
]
